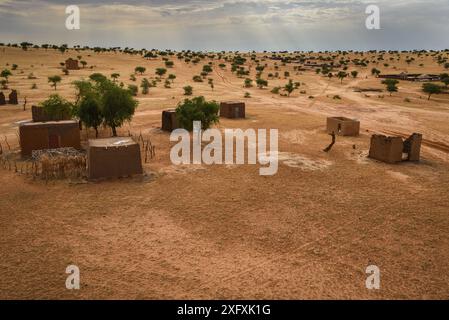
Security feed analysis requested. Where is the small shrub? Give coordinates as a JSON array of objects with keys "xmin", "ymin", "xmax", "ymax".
[
  {"xmin": 271, "ymin": 86, "xmax": 281, "ymax": 94},
  {"xmin": 183, "ymin": 85, "xmax": 193, "ymax": 96},
  {"xmin": 128, "ymin": 84, "xmax": 138, "ymax": 96}
]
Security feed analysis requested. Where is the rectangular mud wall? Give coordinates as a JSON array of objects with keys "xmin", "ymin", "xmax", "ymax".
[
  {"xmin": 20, "ymin": 122, "xmax": 81, "ymax": 156},
  {"xmin": 220, "ymin": 102, "xmax": 245, "ymax": 119},
  {"xmin": 404, "ymin": 133, "xmax": 422, "ymax": 161},
  {"xmin": 32, "ymin": 105, "xmax": 71, "ymax": 122},
  {"xmin": 162, "ymin": 110, "xmax": 179, "ymax": 131},
  {"xmin": 326, "ymin": 117, "xmax": 360, "ymax": 136},
  {"xmin": 88, "ymin": 144, "xmax": 143, "ymax": 180},
  {"xmin": 368, "ymin": 135, "xmax": 403, "ymax": 164}
]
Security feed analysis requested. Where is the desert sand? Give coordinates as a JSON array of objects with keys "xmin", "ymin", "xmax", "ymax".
[{"xmin": 0, "ymin": 47, "xmax": 449, "ymax": 299}]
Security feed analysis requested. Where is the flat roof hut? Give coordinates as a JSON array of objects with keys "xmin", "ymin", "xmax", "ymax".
[
  {"xmin": 326, "ymin": 117, "xmax": 360, "ymax": 136},
  {"xmin": 220, "ymin": 101, "xmax": 245, "ymax": 119},
  {"xmin": 19, "ymin": 120, "xmax": 81, "ymax": 157},
  {"xmin": 87, "ymin": 137, "xmax": 143, "ymax": 180}
]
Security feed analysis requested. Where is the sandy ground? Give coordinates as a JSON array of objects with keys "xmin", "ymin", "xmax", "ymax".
[{"xmin": 1, "ymin": 47, "xmax": 449, "ymax": 299}]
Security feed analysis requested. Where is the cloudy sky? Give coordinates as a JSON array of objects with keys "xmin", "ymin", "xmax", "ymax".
[{"xmin": 0, "ymin": 0, "xmax": 448, "ymax": 51}]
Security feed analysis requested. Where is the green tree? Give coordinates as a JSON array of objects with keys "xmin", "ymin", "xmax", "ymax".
[
  {"xmin": 39, "ymin": 94, "xmax": 73, "ymax": 120},
  {"xmin": 351, "ymin": 70, "xmax": 359, "ymax": 78},
  {"xmin": 440, "ymin": 74, "xmax": 449, "ymax": 88},
  {"xmin": 168, "ymin": 74, "xmax": 177, "ymax": 83},
  {"xmin": 77, "ymin": 93, "xmax": 103, "ymax": 137},
  {"xmin": 1, "ymin": 69, "xmax": 12, "ymax": 82},
  {"xmin": 111, "ymin": 73, "xmax": 120, "ymax": 82},
  {"xmin": 382, "ymin": 79, "xmax": 399, "ymax": 96},
  {"xmin": 256, "ymin": 78, "xmax": 268, "ymax": 89},
  {"xmin": 337, "ymin": 71, "xmax": 348, "ymax": 84},
  {"xmin": 48, "ymin": 75, "xmax": 62, "ymax": 90},
  {"xmin": 155, "ymin": 68, "xmax": 167, "ymax": 78},
  {"xmin": 102, "ymin": 84, "xmax": 138, "ymax": 136},
  {"xmin": 80, "ymin": 60, "xmax": 87, "ymax": 68},
  {"xmin": 135, "ymin": 66, "xmax": 146, "ymax": 75},
  {"xmin": 72, "ymin": 80, "xmax": 94, "ymax": 104},
  {"xmin": 371, "ymin": 68, "xmax": 381, "ymax": 77},
  {"xmin": 244, "ymin": 78, "xmax": 253, "ymax": 88},
  {"xmin": 175, "ymin": 96, "xmax": 219, "ymax": 131},
  {"xmin": 89, "ymin": 73, "xmax": 108, "ymax": 83},
  {"xmin": 165, "ymin": 61, "xmax": 174, "ymax": 68},
  {"xmin": 140, "ymin": 78, "xmax": 150, "ymax": 94},
  {"xmin": 202, "ymin": 65, "xmax": 213, "ymax": 74},
  {"xmin": 422, "ymin": 83, "xmax": 442, "ymax": 100},
  {"xmin": 284, "ymin": 79, "xmax": 296, "ymax": 97}
]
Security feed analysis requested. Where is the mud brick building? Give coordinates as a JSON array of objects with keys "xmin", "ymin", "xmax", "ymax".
[
  {"xmin": 403, "ymin": 133, "xmax": 423, "ymax": 161},
  {"xmin": 19, "ymin": 120, "xmax": 81, "ymax": 157},
  {"xmin": 369, "ymin": 133, "xmax": 423, "ymax": 164},
  {"xmin": 87, "ymin": 137, "xmax": 143, "ymax": 180},
  {"xmin": 65, "ymin": 58, "xmax": 80, "ymax": 70},
  {"xmin": 8, "ymin": 90, "xmax": 18, "ymax": 105},
  {"xmin": 162, "ymin": 109, "xmax": 179, "ymax": 131},
  {"xmin": 369, "ymin": 135, "xmax": 403, "ymax": 163},
  {"xmin": 220, "ymin": 101, "xmax": 245, "ymax": 119},
  {"xmin": 326, "ymin": 117, "xmax": 360, "ymax": 136}
]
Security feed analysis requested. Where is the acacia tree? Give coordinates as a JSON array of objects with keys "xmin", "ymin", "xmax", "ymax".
[
  {"xmin": 175, "ymin": 96, "xmax": 219, "ymax": 131},
  {"xmin": 371, "ymin": 68, "xmax": 381, "ymax": 77},
  {"xmin": 48, "ymin": 75, "xmax": 62, "ymax": 90},
  {"xmin": 168, "ymin": 74, "xmax": 176, "ymax": 83},
  {"xmin": 140, "ymin": 78, "xmax": 150, "ymax": 94},
  {"xmin": 440, "ymin": 74, "xmax": 449, "ymax": 88},
  {"xmin": 337, "ymin": 71, "xmax": 348, "ymax": 84},
  {"xmin": 78, "ymin": 93, "xmax": 103, "ymax": 137},
  {"xmin": 89, "ymin": 73, "xmax": 107, "ymax": 83},
  {"xmin": 382, "ymin": 79, "xmax": 399, "ymax": 96},
  {"xmin": 351, "ymin": 70, "xmax": 359, "ymax": 78},
  {"xmin": 284, "ymin": 79, "xmax": 296, "ymax": 97},
  {"xmin": 102, "ymin": 83, "xmax": 138, "ymax": 136},
  {"xmin": 111, "ymin": 73, "xmax": 120, "ymax": 82},
  {"xmin": 72, "ymin": 80, "xmax": 94, "ymax": 104},
  {"xmin": 155, "ymin": 68, "xmax": 167, "ymax": 79},
  {"xmin": 39, "ymin": 94, "xmax": 74, "ymax": 120},
  {"xmin": 256, "ymin": 78, "xmax": 268, "ymax": 89},
  {"xmin": 135, "ymin": 66, "xmax": 146, "ymax": 75},
  {"xmin": 1, "ymin": 69, "xmax": 12, "ymax": 82},
  {"xmin": 422, "ymin": 83, "xmax": 441, "ymax": 100}
]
